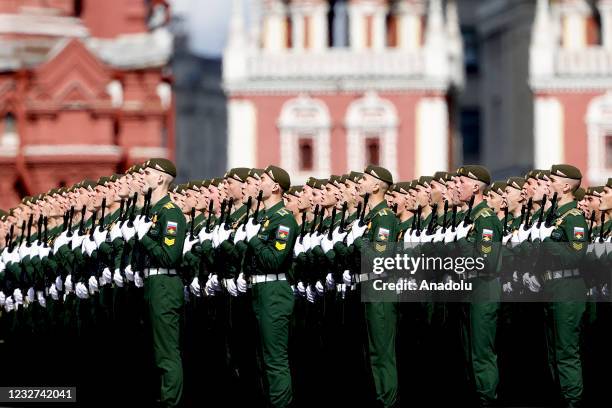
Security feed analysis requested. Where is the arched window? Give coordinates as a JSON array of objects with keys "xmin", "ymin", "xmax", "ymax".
[
  {"xmin": 278, "ymin": 95, "xmax": 331, "ymax": 181},
  {"xmin": 586, "ymin": 91, "xmax": 612, "ymax": 182},
  {"xmin": 345, "ymin": 92, "xmax": 398, "ymax": 175}
]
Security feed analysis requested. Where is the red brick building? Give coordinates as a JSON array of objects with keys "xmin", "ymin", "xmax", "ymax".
[{"xmin": 0, "ymin": 0, "xmax": 174, "ymax": 208}]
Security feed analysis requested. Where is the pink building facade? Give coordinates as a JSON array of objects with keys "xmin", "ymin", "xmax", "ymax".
[
  {"xmin": 223, "ymin": 0, "xmax": 464, "ymax": 183},
  {"xmin": 530, "ymin": 0, "xmax": 612, "ymax": 185},
  {"xmin": 0, "ymin": 0, "xmax": 174, "ymax": 208}
]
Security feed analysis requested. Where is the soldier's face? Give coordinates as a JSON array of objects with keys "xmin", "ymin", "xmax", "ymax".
[
  {"xmin": 534, "ymin": 179, "xmax": 549, "ymax": 200},
  {"xmin": 358, "ymin": 174, "xmax": 375, "ymax": 197},
  {"xmin": 415, "ymin": 186, "xmax": 430, "ymax": 207},
  {"xmin": 259, "ymin": 173, "xmax": 276, "ymax": 199},
  {"xmin": 183, "ymin": 190, "xmax": 197, "ymax": 210},
  {"xmin": 599, "ymin": 187, "xmax": 612, "ymax": 211},
  {"xmin": 297, "ymin": 191, "xmax": 310, "ymax": 211},
  {"xmin": 458, "ymin": 176, "xmax": 477, "ymax": 202},
  {"xmin": 243, "ymin": 177, "xmax": 260, "ymax": 202},
  {"xmin": 117, "ymin": 177, "xmax": 130, "ymax": 198},
  {"xmin": 586, "ymin": 195, "xmax": 601, "ymax": 215},
  {"xmin": 284, "ymin": 195, "xmax": 299, "ymax": 214},
  {"xmin": 430, "ymin": 181, "xmax": 446, "ymax": 204},
  {"xmin": 504, "ymin": 187, "xmax": 522, "ymax": 212},
  {"xmin": 323, "ymin": 185, "xmax": 338, "ymax": 207},
  {"xmin": 524, "ymin": 178, "xmax": 537, "ymax": 199},
  {"xmin": 225, "ymin": 178, "xmax": 243, "ymax": 201},
  {"xmin": 488, "ymin": 192, "xmax": 503, "ymax": 212},
  {"xmin": 548, "ymin": 175, "xmax": 572, "ymax": 196},
  {"xmin": 310, "ymin": 188, "xmax": 321, "ymax": 207}
]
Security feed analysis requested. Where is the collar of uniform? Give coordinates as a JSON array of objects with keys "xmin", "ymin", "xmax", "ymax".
[
  {"xmin": 265, "ymin": 200, "xmax": 285, "ymax": 218},
  {"xmin": 150, "ymin": 194, "xmax": 172, "ymax": 214},
  {"xmin": 366, "ymin": 200, "xmax": 388, "ymax": 221},
  {"xmin": 229, "ymin": 203, "xmax": 247, "ymax": 223},
  {"xmin": 468, "ymin": 200, "xmax": 489, "ymax": 221},
  {"xmin": 554, "ymin": 200, "xmax": 577, "ymax": 218},
  {"xmin": 399, "ymin": 218, "xmax": 412, "ymax": 231}
]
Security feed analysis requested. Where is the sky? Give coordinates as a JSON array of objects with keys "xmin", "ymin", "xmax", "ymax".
[{"xmin": 169, "ymin": 0, "xmax": 235, "ymax": 58}]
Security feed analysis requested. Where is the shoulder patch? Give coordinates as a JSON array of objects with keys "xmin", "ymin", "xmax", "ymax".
[
  {"xmin": 163, "ymin": 202, "xmax": 175, "ymax": 209},
  {"xmin": 276, "ymin": 225, "xmax": 290, "ymax": 241},
  {"xmin": 164, "ymin": 237, "xmax": 175, "ymax": 246},
  {"xmin": 378, "ymin": 209, "xmax": 388, "ymax": 216},
  {"xmin": 166, "ymin": 221, "xmax": 178, "ymax": 236},
  {"xmin": 276, "ymin": 208, "xmax": 289, "ymax": 216},
  {"xmin": 275, "ymin": 241, "xmax": 286, "ymax": 251},
  {"xmin": 377, "ymin": 227, "xmax": 390, "ymax": 241}
]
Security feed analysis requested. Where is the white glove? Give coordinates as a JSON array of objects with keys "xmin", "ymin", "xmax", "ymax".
[
  {"xmin": 433, "ymin": 228, "xmax": 445, "ymax": 243},
  {"xmin": 53, "ymin": 231, "xmax": 69, "ymax": 254},
  {"xmin": 208, "ymin": 274, "xmax": 221, "ymax": 292},
  {"xmin": 529, "ymin": 223, "xmax": 540, "ymax": 241},
  {"xmin": 420, "ymin": 231, "xmax": 435, "ymax": 243},
  {"xmin": 539, "ymin": 225, "xmax": 556, "ymax": 241},
  {"xmin": 237, "ymin": 273, "xmax": 248, "ymax": 293},
  {"xmin": 37, "ymin": 290, "xmax": 46, "ymax": 308},
  {"xmin": 26, "ymin": 287, "xmax": 35, "ymax": 303},
  {"xmin": 315, "ymin": 280, "xmax": 324, "ymax": 296},
  {"xmin": 49, "ymin": 284, "xmax": 59, "ymax": 301},
  {"xmin": 124, "ymin": 265, "xmax": 134, "ymax": 282},
  {"xmin": 350, "ymin": 221, "xmax": 367, "ymax": 240},
  {"xmin": 136, "ymin": 220, "xmax": 152, "ymax": 240},
  {"xmin": 518, "ymin": 226, "xmax": 531, "ymax": 243},
  {"xmin": 82, "ymin": 237, "xmax": 97, "ymax": 256},
  {"xmin": 198, "ymin": 227, "xmax": 213, "ymax": 244},
  {"xmin": 502, "ymin": 233, "xmax": 512, "ymax": 245},
  {"xmin": 332, "ymin": 227, "xmax": 347, "ymax": 245},
  {"xmin": 455, "ymin": 223, "xmax": 472, "ymax": 241},
  {"xmin": 18, "ymin": 243, "xmax": 30, "ymax": 260},
  {"xmin": 325, "ymin": 273, "xmax": 335, "ymax": 290},
  {"xmin": 71, "ymin": 233, "xmax": 86, "ymax": 250},
  {"xmin": 217, "ymin": 227, "xmax": 233, "ymax": 245},
  {"xmin": 76, "ymin": 282, "xmax": 89, "ymax": 299},
  {"xmin": 205, "ymin": 276, "xmax": 217, "ymax": 296},
  {"xmin": 297, "ymin": 281, "xmax": 306, "ymax": 296},
  {"xmin": 410, "ymin": 230, "xmax": 421, "ymax": 243},
  {"xmin": 12, "ymin": 289, "xmax": 23, "ymax": 305},
  {"xmin": 88, "ymin": 275, "xmax": 99, "ymax": 293},
  {"xmin": 183, "ymin": 237, "xmax": 198, "ymax": 255},
  {"xmin": 502, "ymin": 282, "xmax": 513, "ymax": 294},
  {"xmin": 245, "ymin": 220, "xmax": 261, "ymax": 242},
  {"xmin": 4, "ymin": 296, "xmax": 14, "ymax": 312},
  {"xmin": 511, "ymin": 231, "xmax": 520, "ymax": 244},
  {"xmin": 102, "ymin": 268, "xmax": 113, "ymax": 284},
  {"xmin": 343, "ymin": 270, "xmax": 353, "ymax": 286},
  {"xmin": 190, "ymin": 277, "xmax": 201, "ymax": 296},
  {"xmin": 38, "ymin": 245, "xmax": 51, "ymax": 259},
  {"xmin": 55, "ymin": 275, "xmax": 63, "ymax": 292},
  {"xmin": 234, "ymin": 226, "xmax": 247, "ymax": 243},
  {"xmin": 29, "ymin": 244, "xmax": 40, "ymax": 258},
  {"xmin": 0, "ymin": 290, "xmax": 4, "ymax": 306},
  {"xmin": 522, "ymin": 273, "xmax": 541, "ymax": 293},
  {"xmin": 65, "ymin": 275, "xmax": 73, "ymax": 292},
  {"xmin": 210, "ymin": 225, "xmax": 220, "ymax": 247},
  {"xmin": 302, "ymin": 233, "xmax": 312, "ymax": 251},
  {"xmin": 306, "ymin": 285, "xmax": 315, "ymax": 303},
  {"xmin": 121, "ymin": 222, "xmax": 136, "ymax": 241},
  {"xmin": 226, "ymin": 278, "xmax": 238, "ymax": 297},
  {"xmin": 311, "ymin": 233, "xmax": 324, "ymax": 249},
  {"xmin": 109, "ymin": 223, "xmax": 122, "ymax": 242},
  {"xmin": 321, "ymin": 235, "xmax": 334, "ymax": 253},
  {"xmin": 293, "ymin": 239, "xmax": 305, "ymax": 257},
  {"xmin": 134, "ymin": 272, "xmax": 144, "ymax": 288},
  {"xmin": 593, "ymin": 243, "xmax": 606, "ymax": 258},
  {"xmin": 93, "ymin": 227, "xmax": 108, "ymax": 247},
  {"xmin": 113, "ymin": 269, "xmax": 124, "ymax": 287}
]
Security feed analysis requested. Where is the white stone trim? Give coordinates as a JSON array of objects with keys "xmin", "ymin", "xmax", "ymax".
[
  {"xmin": 585, "ymin": 91, "xmax": 612, "ymax": 183},
  {"xmin": 129, "ymin": 146, "xmax": 169, "ymax": 159},
  {"xmin": 534, "ymin": 96, "xmax": 564, "ymax": 169},
  {"xmin": 415, "ymin": 97, "xmax": 448, "ymax": 176},
  {"xmin": 0, "ymin": 13, "xmax": 88, "ymax": 38},
  {"xmin": 345, "ymin": 92, "xmax": 398, "ymax": 177},
  {"xmin": 24, "ymin": 145, "xmax": 121, "ymax": 156},
  {"xmin": 278, "ymin": 95, "xmax": 331, "ymax": 180},
  {"xmin": 228, "ymin": 99, "xmax": 257, "ymax": 168}
]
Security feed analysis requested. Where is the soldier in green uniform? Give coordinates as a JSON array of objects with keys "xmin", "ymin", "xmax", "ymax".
[
  {"xmin": 350, "ymin": 165, "xmax": 399, "ymax": 408},
  {"xmin": 133, "ymin": 158, "xmax": 186, "ymax": 408}
]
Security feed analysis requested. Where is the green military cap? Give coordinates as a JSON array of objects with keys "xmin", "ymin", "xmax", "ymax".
[
  {"xmin": 483, "ymin": 185, "xmax": 490, "ymax": 195},
  {"xmin": 585, "ymin": 186, "xmax": 605, "ymax": 196},
  {"xmin": 574, "ymin": 187, "xmax": 586, "ymax": 201},
  {"xmin": 97, "ymin": 176, "xmax": 111, "ymax": 186},
  {"xmin": 550, "ymin": 164, "xmax": 581, "ymax": 180},
  {"xmin": 247, "ymin": 168, "xmax": 264, "ymax": 180},
  {"xmin": 285, "ymin": 185, "xmax": 303, "ymax": 197},
  {"xmin": 80, "ymin": 179, "xmax": 97, "ymax": 191},
  {"xmin": 417, "ymin": 176, "xmax": 433, "ymax": 189},
  {"xmin": 524, "ymin": 169, "xmax": 542, "ymax": 180},
  {"xmin": 144, "ymin": 158, "xmax": 177, "ymax": 178},
  {"xmin": 210, "ymin": 178, "xmax": 223, "ymax": 187},
  {"xmin": 312, "ymin": 179, "xmax": 327, "ymax": 190},
  {"xmin": 536, "ymin": 170, "xmax": 550, "ymax": 180},
  {"xmin": 201, "ymin": 179, "xmax": 211, "ymax": 188},
  {"xmin": 187, "ymin": 181, "xmax": 201, "ymax": 192},
  {"xmin": 225, "ymin": 167, "xmax": 250, "ymax": 182},
  {"xmin": 21, "ymin": 196, "xmax": 31, "ymax": 204},
  {"xmin": 339, "ymin": 174, "xmax": 348, "ymax": 183},
  {"xmin": 386, "ymin": 184, "xmax": 396, "ymax": 193},
  {"xmin": 347, "ymin": 171, "xmax": 364, "ymax": 184},
  {"xmin": 395, "ymin": 182, "xmax": 412, "ymax": 194},
  {"xmin": 456, "ymin": 165, "xmax": 491, "ymax": 185},
  {"xmin": 108, "ymin": 174, "xmax": 122, "ymax": 182},
  {"xmin": 489, "ymin": 181, "xmax": 507, "ymax": 196},
  {"xmin": 128, "ymin": 163, "xmax": 142, "ymax": 174},
  {"xmin": 329, "ymin": 175, "xmax": 343, "ymax": 188},
  {"xmin": 364, "ymin": 165, "xmax": 393, "ymax": 185},
  {"xmin": 607, "ymin": 178, "xmax": 612, "ymax": 188},
  {"xmin": 264, "ymin": 165, "xmax": 291, "ymax": 191},
  {"xmin": 305, "ymin": 177, "xmax": 317, "ymax": 188},
  {"xmin": 432, "ymin": 171, "xmax": 452, "ymax": 185},
  {"xmin": 506, "ymin": 177, "xmax": 526, "ymax": 190}
]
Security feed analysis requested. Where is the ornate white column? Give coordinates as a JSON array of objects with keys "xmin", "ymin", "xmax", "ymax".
[
  {"xmin": 599, "ymin": 0, "xmax": 612, "ymax": 49},
  {"xmin": 262, "ymin": 0, "xmax": 287, "ymax": 51},
  {"xmin": 534, "ymin": 96, "xmax": 564, "ymax": 169},
  {"xmin": 415, "ymin": 97, "xmax": 449, "ymax": 175},
  {"xmin": 395, "ymin": 0, "xmax": 425, "ymax": 51},
  {"xmin": 530, "ymin": 0, "xmax": 555, "ymax": 79},
  {"xmin": 558, "ymin": 0, "xmax": 590, "ymax": 49},
  {"xmin": 228, "ymin": 99, "xmax": 257, "ymax": 168}
]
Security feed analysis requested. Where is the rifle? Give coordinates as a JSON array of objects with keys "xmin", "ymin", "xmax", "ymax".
[
  {"xmin": 392, "ymin": 203, "xmax": 398, "ymax": 215},
  {"xmin": 415, "ymin": 206, "xmax": 422, "ymax": 235},
  {"xmin": 327, "ymin": 206, "xmax": 337, "ymax": 240},
  {"xmin": 89, "ymin": 211, "xmax": 97, "ymax": 239},
  {"xmin": 358, "ymin": 193, "xmax": 370, "ymax": 226},
  {"xmin": 451, "ymin": 205, "xmax": 457, "ymax": 232},
  {"xmin": 426, "ymin": 204, "xmax": 438, "ymax": 235},
  {"xmin": 118, "ymin": 199, "xmax": 125, "ymax": 222},
  {"xmin": 598, "ymin": 211, "xmax": 605, "ymax": 243},
  {"xmin": 519, "ymin": 205, "xmax": 526, "ymax": 226},
  {"xmin": 224, "ymin": 200, "xmax": 234, "ymax": 230},
  {"xmin": 98, "ymin": 198, "xmax": 106, "ymax": 232},
  {"xmin": 441, "ymin": 201, "xmax": 449, "ymax": 233},
  {"xmin": 19, "ymin": 220, "xmax": 26, "ymax": 247},
  {"xmin": 142, "ymin": 188, "xmax": 152, "ymax": 222},
  {"xmin": 62, "ymin": 211, "xmax": 69, "ymax": 232},
  {"xmin": 252, "ymin": 190, "xmax": 263, "ymax": 224},
  {"xmin": 588, "ymin": 212, "xmax": 596, "ymax": 240},
  {"xmin": 299, "ymin": 211, "xmax": 307, "ymax": 241},
  {"xmin": 522, "ymin": 198, "xmax": 533, "ymax": 230},
  {"xmin": 66, "ymin": 206, "xmax": 75, "ymax": 237},
  {"xmin": 310, "ymin": 205, "xmax": 320, "ymax": 235},
  {"xmin": 127, "ymin": 193, "xmax": 138, "ymax": 227},
  {"xmin": 242, "ymin": 196, "xmax": 253, "ymax": 231},
  {"xmin": 43, "ymin": 217, "xmax": 48, "ymax": 247},
  {"xmin": 536, "ymin": 195, "xmax": 547, "ymax": 228},
  {"xmin": 410, "ymin": 206, "xmax": 419, "ymax": 233},
  {"xmin": 189, "ymin": 207, "xmax": 196, "ymax": 240},
  {"xmin": 317, "ymin": 207, "xmax": 326, "ymax": 235},
  {"xmin": 462, "ymin": 195, "xmax": 476, "ymax": 226},
  {"xmin": 8, "ymin": 224, "xmax": 14, "ymax": 251},
  {"xmin": 26, "ymin": 214, "xmax": 33, "ymax": 247},
  {"xmin": 544, "ymin": 192, "xmax": 558, "ymax": 228},
  {"xmin": 339, "ymin": 202, "xmax": 348, "ymax": 232},
  {"xmin": 37, "ymin": 214, "xmax": 43, "ymax": 245},
  {"xmin": 502, "ymin": 207, "xmax": 509, "ymax": 236},
  {"xmin": 218, "ymin": 200, "xmax": 227, "ymax": 225},
  {"xmin": 354, "ymin": 202, "xmax": 362, "ymax": 226},
  {"xmin": 205, "ymin": 200, "xmax": 214, "ymax": 233},
  {"xmin": 78, "ymin": 206, "xmax": 86, "ymax": 236}
]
